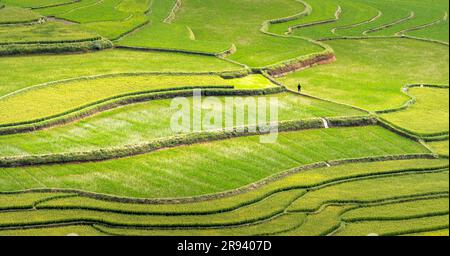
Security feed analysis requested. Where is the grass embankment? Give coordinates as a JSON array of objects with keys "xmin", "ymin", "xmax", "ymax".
[
  {"xmin": 406, "ymin": 229, "xmax": 449, "ymax": 236},
  {"xmin": 269, "ymin": 0, "xmax": 339, "ymax": 35},
  {"xmin": 0, "ymin": 6, "xmax": 42, "ymax": 24},
  {"xmin": 369, "ymin": 0, "xmax": 447, "ymax": 38},
  {"xmin": 0, "ymin": 0, "xmax": 448, "ymax": 237},
  {"xmin": 0, "ymin": 126, "xmax": 430, "ymax": 198},
  {"xmin": 119, "ymin": 0, "xmax": 323, "ymax": 67},
  {"xmin": 286, "ymin": 0, "xmax": 448, "ymax": 41},
  {"xmin": 0, "ymin": 189, "xmax": 307, "ymax": 228},
  {"xmin": 336, "ymin": 215, "xmax": 449, "ymax": 236},
  {"xmin": 35, "ymin": 0, "xmax": 152, "ymax": 40},
  {"xmin": 0, "ymin": 192, "xmax": 71, "ymax": 210},
  {"xmin": 407, "ymin": 16, "xmax": 449, "ymax": 43},
  {"xmin": 427, "ymin": 140, "xmax": 449, "ymax": 156},
  {"xmin": 32, "ymin": 158, "xmax": 448, "ymax": 213},
  {"xmin": 0, "ymin": 165, "xmax": 444, "ymax": 236},
  {"xmin": 0, "ymin": 22, "xmax": 98, "ymax": 44},
  {"xmin": 0, "ymin": 0, "xmax": 73, "ymax": 8},
  {"xmin": 0, "ymin": 49, "xmax": 242, "ymax": 97},
  {"xmin": 0, "ymin": 92, "xmax": 365, "ymax": 156},
  {"xmin": 0, "ymin": 74, "xmax": 272, "ymax": 125},
  {"xmin": 56, "ymin": 0, "xmax": 130, "ymax": 23},
  {"xmin": 291, "ymin": 0, "xmax": 380, "ymax": 39},
  {"xmin": 277, "ymin": 38, "xmax": 449, "ymax": 111},
  {"xmin": 287, "ymin": 171, "xmax": 449, "ymax": 212},
  {"xmin": 0, "ymin": 225, "xmax": 105, "ymax": 236},
  {"xmin": 380, "ymin": 87, "xmax": 449, "ymax": 136},
  {"xmin": 334, "ymin": 0, "xmax": 411, "ymax": 37},
  {"xmin": 0, "ymin": 3, "xmax": 108, "ymax": 56},
  {"xmin": 342, "ymin": 197, "xmax": 449, "ymax": 221},
  {"xmin": 116, "ymin": 0, "xmax": 230, "ymax": 53}
]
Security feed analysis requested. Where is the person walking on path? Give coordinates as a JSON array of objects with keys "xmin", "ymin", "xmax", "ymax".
[{"xmin": 297, "ymin": 83, "xmax": 302, "ymax": 93}]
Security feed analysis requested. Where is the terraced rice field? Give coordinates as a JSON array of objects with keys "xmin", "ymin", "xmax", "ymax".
[{"xmin": 0, "ymin": 0, "xmax": 448, "ymax": 236}]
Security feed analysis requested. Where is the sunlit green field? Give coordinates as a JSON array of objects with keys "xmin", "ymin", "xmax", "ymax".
[
  {"xmin": 0, "ymin": 126, "xmax": 430, "ymax": 197},
  {"xmin": 0, "ymin": 0, "xmax": 448, "ymax": 236},
  {"xmin": 0, "ymin": 49, "xmax": 241, "ymax": 97},
  {"xmin": 277, "ymin": 39, "xmax": 449, "ymax": 111},
  {"xmin": 0, "ymin": 92, "xmax": 365, "ymax": 156},
  {"xmin": 0, "ymin": 74, "xmax": 273, "ymax": 125},
  {"xmin": 0, "ymin": 6, "xmax": 41, "ymax": 23},
  {"xmin": 428, "ymin": 140, "xmax": 450, "ymax": 156},
  {"xmin": 380, "ymin": 87, "xmax": 449, "ymax": 136}
]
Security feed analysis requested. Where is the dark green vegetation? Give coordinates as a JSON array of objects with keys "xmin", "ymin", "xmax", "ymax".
[{"xmin": 0, "ymin": 0, "xmax": 448, "ymax": 236}]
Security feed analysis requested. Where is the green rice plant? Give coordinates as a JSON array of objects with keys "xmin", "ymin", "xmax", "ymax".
[
  {"xmin": 0, "ymin": 192, "xmax": 71, "ymax": 210},
  {"xmin": 269, "ymin": 0, "xmax": 339, "ymax": 35},
  {"xmin": 0, "ymin": 37, "xmax": 112, "ymax": 56},
  {"xmin": 0, "ymin": 190, "xmax": 305, "ymax": 228},
  {"xmin": 0, "ymin": 22, "xmax": 98, "ymax": 44},
  {"xmin": 58, "ymin": 0, "xmax": 130, "ymax": 23},
  {"xmin": 2, "ymin": 171, "xmax": 442, "ymax": 235},
  {"xmin": 285, "ymin": 0, "xmax": 448, "ymax": 40},
  {"xmin": 335, "ymin": 215, "xmax": 449, "ymax": 236},
  {"xmin": 0, "ymin": 126, "xmax": 431, "ymax": 198},
  {"xmin": 277, "ymin": 38, "xmax": 449, "ymax": 111},
  {"xmin": 117, "ymin": 0, "xmax": 230, "ymax": 54},
  {"xmin": 0, "ymin": 159, "xmax": 446, "ymax": 235},
  {"xmin": 0, "ymin": 74, "xmax": 272, "ymax": 125},
  {"xmin": 0, "ymin": 0, "xmax": 73, "ymax": 9},
  {"xmin": 405, "ymin": 229, "xmax": 449, "ymax": 236},
  {"xmin": 71, "ymin": 198, "xmax": 450, "ymax": 236},
  {"xmin": 427, "ymin": 140, "xmax": 449, "ymax": 156},
  {"xmin": 0, "ymin": 85, "xmax": 285, "ymax": 135},
  {"xmin": 80, "ymin": 13, "xmax": 149, "ymax": 40},
  {"xmin": 0, "ymin": 0, "xmax": 448, "ymax": 237},
  {"xmin": 1, "ymin": 188, "xmax": 445, "ymax": 234},
  {"xmin": 0, "ymin": 225, "xmax": 106, "ymax": 236},
  {"xmin": 32, "ymin": 0, "xmax": 153, "ymax": 40},
  {"xmin": 407, "ymin": 17, "xmax": 449, "ymax": 43},
  {"xmin": 0, "ymin": 93, "xmax": 365, "ymax": 156},
  {"xmin": 279, "ymin": 205, "xmax": 352, "ymax": 236},
  {"xmin": 287, "ymin": 170, "xmax": 449, "ymax": 212},
  {"xmin": 115, "ymin": 0, "xmax": 151, "ymax": 13},
  {"xmin": 342, "ymin": 197, "xmax": 449, "ymax": 221},
  {"xmin": 0, "ymin": 119, "xmax": 392, "ymax": 166},
  {"xmin": 33, "ymin": 0, "xmax": 100, "ymax": 16},
  {"xmin": 380, "ymin": 87, "xmax": 449, "ymax": 136},
  {"xmin": 0, "ymin": 6, "xmax": 42, "ymax": 24},
  {"xmin": 94, "ymin": 213, "xmax": 307, "ymax": 236},
  {"xmin": 326, "ymin": 0, "xmax": 449, "ymax": 40},
  {"xmin": 0, "ymin": 48, "xmax": 242, "ymax": 97},
  {"xmin": 369, "ymin": 0, "xmax": 448, "ymax": 37},
  {"xmin": 291, "ymin": 0, "xmax": 380, "ymax": 39},
  {"xmin": 331, "ymin": 0, "xmax": 406, "ymax": 37},
  {"xmin": 119, "ymin": 0, "xmax": 323, "ymax": 67},
  {"xmin": 33, "ymin": 158, "xmax": 448, "ymax": 215}
]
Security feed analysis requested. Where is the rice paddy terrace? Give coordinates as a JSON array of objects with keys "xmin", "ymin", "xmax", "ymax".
[{"xmin": 0, "ymin": 0, "xmax": 448, "ymax": 236}]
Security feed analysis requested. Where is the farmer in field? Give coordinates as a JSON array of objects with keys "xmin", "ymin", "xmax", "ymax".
[{"xmin": 297, "ymin": 83, "xmax": 302, "ymax": 93}]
